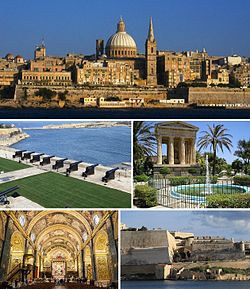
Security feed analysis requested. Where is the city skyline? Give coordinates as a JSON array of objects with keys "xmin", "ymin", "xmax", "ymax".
[
  {"xmin": 121, "ymin": 211, "xmax": 250, "ymax": 241},
  {"xmin": 1, "ymin": 0, "xmax": 250, "ymax": 59}
]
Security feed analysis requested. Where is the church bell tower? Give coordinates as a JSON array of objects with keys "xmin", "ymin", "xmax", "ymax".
[{"xmin": 145, "ymin": 17, "xmax": 157, "ymax": 86}]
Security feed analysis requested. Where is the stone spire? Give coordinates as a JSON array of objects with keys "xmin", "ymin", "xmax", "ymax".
[
  {"xmin": 117, "ymin": 16, "xmax": 125, "ymax": 32},
  {"xmin": 148, "ymin": 17, "xmax": 155, "ymax": 42}
]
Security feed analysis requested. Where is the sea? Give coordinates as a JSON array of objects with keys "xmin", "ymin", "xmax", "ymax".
[
  {"xmin": 7, "ymin": 122, "xmax": 131, "ymax": 166},
  {"xmin": 121, "ymin": 280, "xmax": 250, "ymax": 289},
  {"xmin": 1, "ymin": 107, "xmax": 250, "ymax": 119}
]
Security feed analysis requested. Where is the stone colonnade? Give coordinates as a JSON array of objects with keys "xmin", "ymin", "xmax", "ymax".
[{"xmin": 156, "ymin": 135, "xmax": 196, "ymax": 165}]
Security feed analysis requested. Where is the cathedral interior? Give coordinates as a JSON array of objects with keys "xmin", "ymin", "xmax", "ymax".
[{"xmin": 0, "ymin": 211, "xmax": 118, "ymax": 288}]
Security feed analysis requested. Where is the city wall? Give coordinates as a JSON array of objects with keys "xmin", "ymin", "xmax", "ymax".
[
  {"xmin": 188, "ymin": 87, "xmax": 250, "ymax": 105},
  {"xmin": 14, "ymin": 85, "xmax": 167, "ymax": 104}
]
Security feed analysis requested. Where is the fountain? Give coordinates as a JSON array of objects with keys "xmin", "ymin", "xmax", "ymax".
[{"xmin": 205, "ymin": 154, "xmax": 212, "ymax": 194}]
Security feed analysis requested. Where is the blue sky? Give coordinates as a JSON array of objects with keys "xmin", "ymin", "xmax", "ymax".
[
  {"xmin": 121, "ymin": 211, "xmax": 250, "ymax": 241},
  {"xmin": 152, "ymin": 121, "xmax": 250, "ymax": 164},
  {"xmin": 1, "ymin": 0, "xmax": 250, "ymax": 59}
]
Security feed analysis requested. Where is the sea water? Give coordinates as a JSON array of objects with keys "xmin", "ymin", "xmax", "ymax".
[
  {"xmin": 10, "ymin": 124, "xmax": 131, "ymax": 166},
  {"xmin": 122, "ymin": 280, "xmax": 250, "ymax": 289}
]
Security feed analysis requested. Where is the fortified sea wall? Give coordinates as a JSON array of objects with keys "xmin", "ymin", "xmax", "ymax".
[
  {"xmin": 14, "ymin": 85, "xmax": 167, "ymax": 103},
  {"xmin": 188, "ymin": 87, "xmax": 250, "ymax": 105},
  {"xmin": 191, "ymin": 238, "xmax": 245, "ymax": 261}
]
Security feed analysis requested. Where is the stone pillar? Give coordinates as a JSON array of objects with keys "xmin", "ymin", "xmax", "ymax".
[
  {"xmin": 81, "ymin": 249, "xmax": 86, "ymax": 279},
  {"xmin": 157, "ymin": 135, "xmax": 162, "ymax": 165},
  {"xmin": 33, "ymin": 249, "xmax": 37, "ymax": 279},
  {"xmin": 192, "ymin": 139, "xmax": 196, "ymax": 164},
  {"xmin": 90, "ymin": 239, "xmax": 96, "ymax": 281},
  {"xmin": 0, "ymin": 215, "xmax": 11, "ymax": 280},
  {"xmin": 107, "ymin": 216, "xmax": 118, "ymax": 283},
  {"xmin": 180, "ymin": 138, "xmax": 186, "ymax": 165},
  {"xmin": 168, "ymin": 137, "xmax": 174, "ymax": 165}
]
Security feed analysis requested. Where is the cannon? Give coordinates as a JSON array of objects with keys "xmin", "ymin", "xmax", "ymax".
[
  {"xmin": 102, "ymin": 167, "xmax": 119, "ymax": 183},
  {"xmin": 21, "ymin": 151, "xmax": 35, "ymax": 160},
  {"xmin": 13, "ymin": 150, "xmax": 26, "ymax": 159},
  {"xmin": 0, "ymin": 186, "xmax": 19, "ymax": 205},
  {"xmin": 30, "ymin": 153, "xmax": 44, "ymax": 163},
  {"xmin": 40, "ymin": 156, "xmax": 55, "ymax": 166},
  {"xmin": 52, "ymin": 158, "xmax": 68, "ymax": 170},
  {"xmin": 82, "ymin": 164, "xmax": 99, "ymax": 178},
  {"xmin": 66, "ymin": 161, "xmax": 82, "ymax": 175}
]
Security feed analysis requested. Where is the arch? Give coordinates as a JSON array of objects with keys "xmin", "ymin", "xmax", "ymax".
[
  {"xmin": 26, "ymin": 211, "xmax": 92, "ymax": 236},
  {"xmin": 35, "ymin": 224, "xmax": 83, "ymax": 249}
]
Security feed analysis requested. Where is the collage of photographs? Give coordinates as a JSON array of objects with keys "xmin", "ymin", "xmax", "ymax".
[{"xmin": 0, "ymin": 0, "xmax": 250, "ymax": 289}]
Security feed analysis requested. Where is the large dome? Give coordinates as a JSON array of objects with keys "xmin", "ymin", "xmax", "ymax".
[
  {"xmin": 106, "ymin": 32, "xmax": 137, "ymax": 49},
  {"xmin": 105, "ymin": 18, "xmax": 137, "ymax": 58}
]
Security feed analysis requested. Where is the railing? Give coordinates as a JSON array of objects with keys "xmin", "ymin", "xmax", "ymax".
[
  {"xmin": 7, "ymin": 263, "xmax": 22, "ymax": 281},
  {"xmin": 150, "ymin": 176, "xmax": 250, "ymax": 208}
]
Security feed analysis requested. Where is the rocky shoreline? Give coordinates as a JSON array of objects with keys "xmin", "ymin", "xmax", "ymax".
[
  {"xmin": 0, "ymin": 128, "xmax": 29, "ymax": 146},
  {"xmin": 25, "ymin": 121, "xmax": 130, "ymax": 130}
]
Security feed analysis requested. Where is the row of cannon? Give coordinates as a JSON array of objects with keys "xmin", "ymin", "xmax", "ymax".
[{"xmin": 13, "ymin": 150, "xmax": 119, "ymax": 183}]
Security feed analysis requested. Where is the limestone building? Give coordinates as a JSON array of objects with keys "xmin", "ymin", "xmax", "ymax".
[
  {"xmin": 121, "ymin": 229, "xmax": 176, "ymax": 279},
  {"xmin": 0, "ymin": 211, "xmax": 118, "ymax": 287},
  {"xmin": 154, "ymin": 122, "xmax": 199, "ymax": 174}
]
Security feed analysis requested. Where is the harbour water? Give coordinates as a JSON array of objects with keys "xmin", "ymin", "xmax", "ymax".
[
  {"xmin": 1, "ymin": 107, "xmax": 250, "ymax": 119},
  {"xmin": 122, "ymin": 280, "xmax": 250, "ymax": 289},
  {"xmin": 9, "ymin": 124, "xmax": 131, "ymax": 166}
]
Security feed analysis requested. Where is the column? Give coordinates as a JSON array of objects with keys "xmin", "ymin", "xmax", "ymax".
[
  {"xmin": 90, "ymin": 239, "xmax": 96, "ymax": 281},
  {"xmin": 0, "ymin": 215, "xmax": 11, "ymax": 280},
  {"xmin": 191, "ymin": 139, "xmax": 196, "ymax": 164},
  {"xmin": 168, "ymin": 137, "xmax": 174, "ymax": 165},
  {"xmin": 33, "ymin": 249, "xmax": 37, "ymax": 279},
  {"xmin": 180, "ymin": 138, "xmax": 186, "ymax": 165},
  {"xmin": 81, "ymin": 249, "xmax": 86, "ymax": 279},
  {"xmin": 107, "ymin": 216, "xmax": 118, "ymax": 283},
  {"xmin": 157, "ymin": 135, "xmax": 162, "ymax": 165}
]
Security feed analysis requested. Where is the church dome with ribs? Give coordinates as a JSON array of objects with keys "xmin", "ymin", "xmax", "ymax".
[{"xmin": 105, "ymin": 17, "xmax": 137, "ymax": 58}]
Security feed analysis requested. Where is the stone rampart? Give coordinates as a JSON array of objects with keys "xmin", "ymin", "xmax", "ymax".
[{"xmin": 188, "ymin": 87, "xmax": 250, "ymax": 105}]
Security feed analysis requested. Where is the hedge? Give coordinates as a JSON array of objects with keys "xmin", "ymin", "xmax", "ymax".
[
  {"xmin": 134, "ymin": 174, "xmax": 149, "ymax": 183},
  {"xmin": 234, "ymin": 176, "xmax": 250, "ymax": 186},
  {"xmin": 207, "ymin": 193, "xmax": 250, "ymax": 208},
  {"xmin": 168, "ymin": 176, "xmax": 218, "ymax": 186},
  {"xmin": 134, "ymin": 185, "xmax": 158, "ymax": 208}
]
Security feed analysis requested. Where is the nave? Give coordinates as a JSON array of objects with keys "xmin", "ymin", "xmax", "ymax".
[{"xmin": 0, "ymin": 211, "xmax": 118, "ymax": 288}]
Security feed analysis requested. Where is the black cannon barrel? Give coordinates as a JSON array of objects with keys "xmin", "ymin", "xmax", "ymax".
[
  {"xmin": 40, "ymin": 155, "xmax": 55, "ymax": 166},
  {"xmin": 22, "ymin": 151, "xmax": 35, "ymax": 159},
  {"xmin": 13, "ymin": 150, "xmax": 26, "ymax": 158},
  {"xmin": 102, "ymin": 167, "xmax": 119, "ymax": 183},
  {"xmin": 0, "ymin": 186, "xmax": 19, "ymax": 197},
  {"xmin": 52, "ymin": 158, "xmax": 68, "ymax": 170},
  {"xmin": 30, "ymin": 153, "xmax": 45, "ymax": 163},
  {"xmin": 82, "ymin": 164, "xmax": 99, "ymax": 177}
]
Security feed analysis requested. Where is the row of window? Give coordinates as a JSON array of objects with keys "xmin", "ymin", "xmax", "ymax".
[
  {"xmin": 109, "ymin": 49, "xmax": 136, "ymax": 57},
  {"xmin": 23, "ymin": 75, "xmax": 71, "ymax": 81}
]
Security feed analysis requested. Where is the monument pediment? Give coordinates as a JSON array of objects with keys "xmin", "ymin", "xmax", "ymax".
[{"xmin": 157, "ymin": 121, "xmax": 199, "ymax": 131}]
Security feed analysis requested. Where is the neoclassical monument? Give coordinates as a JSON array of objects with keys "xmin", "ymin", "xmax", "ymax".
[
  {"xmin": 155, "ymin": 122, "xmax": 199, "ymax": 172},
  {"xmin": 0, "ymin": 211, "xmax": 118, "ymax": 288}
]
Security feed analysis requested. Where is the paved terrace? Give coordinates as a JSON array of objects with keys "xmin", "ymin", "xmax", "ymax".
[{"xmin": 0, "ymin": 146, "xmax": 131, "ymax": 200}]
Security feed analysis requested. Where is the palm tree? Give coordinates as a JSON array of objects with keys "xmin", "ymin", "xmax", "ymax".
[
  {"xmin": 197, "ymin": 124, "xmax": 233, "ymax": 175},
  {"xmin": 133, "ymin": 122, "xmax": 156, "ymax": 175}
]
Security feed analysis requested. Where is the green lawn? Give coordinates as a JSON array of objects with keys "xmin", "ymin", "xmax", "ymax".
[
  {"xmin": 0, "ymin": 172, "xmax": 131, "ymax": 208},
  {"xmin": 0, "ymin": 157, "xmax": 30, "ymax": 172}
]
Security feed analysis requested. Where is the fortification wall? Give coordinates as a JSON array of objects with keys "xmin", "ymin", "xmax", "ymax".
[
  {"xmin": 188, "ymin": 87, "xmax": 250, "ymax": 105},
  {"xmin": 15, "ymin": 85, "xmax": 167, "ymax": 103},
  {"xmin": 121, "ymin": 230, "xmax": 176, "ymax": 266}
]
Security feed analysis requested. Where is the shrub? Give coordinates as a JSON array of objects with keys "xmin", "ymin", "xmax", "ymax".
[
  {"xmin": 234, "ymin": 176, "xmax": 250, "ymax": 186},
  {"xmin": 168, "ymin": 176, "xmax": 217, "ymax": 186},
  {"xmin": 207, "ymin": 194, "xmax": 250, "ymax": 208},
  {"xmin": 134, "ymin": 185, "xmax": 157, "ymax": 208},
  {"xmin": 35, "ymin": 88, "xmax": 57, "ymax": 101},
  {"xmin": 159, "ymin": 167, "xmax": 170, "ymax": 176},
  {"xmin": 134, "ymin": 174, "xmax": 149, "ymax": 183}
]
